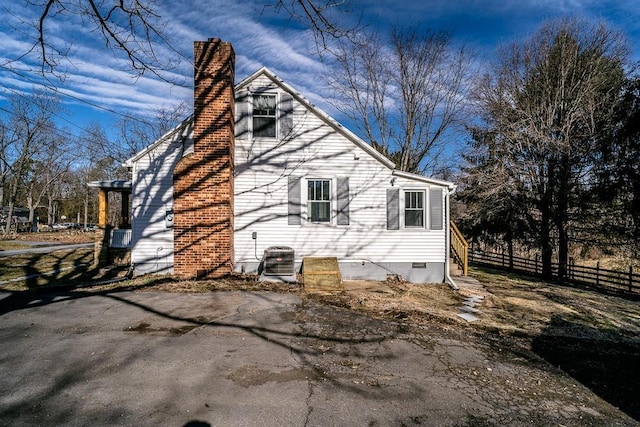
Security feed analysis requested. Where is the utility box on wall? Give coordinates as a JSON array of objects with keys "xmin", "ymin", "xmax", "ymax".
[{"xmin": 165, "ymin": 209, "xmax": 174, "ymax": 228}]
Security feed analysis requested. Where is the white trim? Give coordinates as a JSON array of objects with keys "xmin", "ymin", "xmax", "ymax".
[
  {"xmin": 392, "ymin": 170, "xmax": 455, "ymax": 189},
  {"xmin": 126, "ymin": 116, "xmax": 193, "ymax": 166},
  {"xmin": 251, "ymin": 92, "xmax": 278, "ymax": 139},
  {"xmin": 403, "ymin": 189, "xmax": 427, "ymax": 229},
  {"xmin": 444, "ymin": 187, "xmax": 458, "ymax": 290},
  {"xmin": 129, "ymin": 68, "xmax": 456, "ymax": 193},
  {"xmin": 303, "ymin": 177, "xmax": 334, "ymax": 225}
]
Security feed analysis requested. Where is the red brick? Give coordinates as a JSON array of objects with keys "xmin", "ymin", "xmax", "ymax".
[{"xmin": 173, "ymin": 39, "xmax": 235, "ymax": 279}]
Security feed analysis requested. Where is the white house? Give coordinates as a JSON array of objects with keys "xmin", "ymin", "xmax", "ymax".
[{"xmin": 126, "ymin": 38, "xmax": 459, "ymax": 285}]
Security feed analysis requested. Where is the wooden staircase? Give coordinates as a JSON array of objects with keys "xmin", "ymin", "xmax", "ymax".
[{"xmin": 450, "ymin": 221, "xmax": 468, "ymax": 276}]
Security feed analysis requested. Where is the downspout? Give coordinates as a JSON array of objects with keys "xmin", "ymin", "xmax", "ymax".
[{"xmin": 444, "ymin": 185, "xmax": 459, "ymax": 291}]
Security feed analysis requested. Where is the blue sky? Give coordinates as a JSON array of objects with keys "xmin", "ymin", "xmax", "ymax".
[{"xmin": 1, "ymin": 0, "xmax": 639, "ymax": 148}]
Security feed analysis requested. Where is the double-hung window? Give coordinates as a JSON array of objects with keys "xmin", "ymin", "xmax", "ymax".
[
  {"xmin": 253, "ymin": 94, "xmax": 276, "ymax": 138},
  {"xmin": 307, "ymin": 179, "xmax": 331, "ymax": 223},
  {"xmin": 405, "ymin": 190, "xmax": 425, "ymax": 227}
]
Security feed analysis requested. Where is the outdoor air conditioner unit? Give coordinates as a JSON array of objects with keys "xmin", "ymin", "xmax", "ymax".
[{"xmin": 262, "ymin": 246, "xmax": 296, "ymax": 281}]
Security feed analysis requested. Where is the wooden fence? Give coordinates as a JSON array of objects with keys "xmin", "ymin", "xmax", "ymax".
[{"xmin": 469, "ymin": 250, "xmax": 640, "ymax": 296}]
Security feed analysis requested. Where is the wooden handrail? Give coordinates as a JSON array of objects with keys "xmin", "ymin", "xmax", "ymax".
[{"xmin": 450, "ymin": 221, "xmax": 469, "ymax": 276}]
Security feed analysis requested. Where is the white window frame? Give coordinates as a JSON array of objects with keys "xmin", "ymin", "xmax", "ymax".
[
  {"xmin": 305, "ymin": 178, "xmax": 333, "ymax": 224},
  {"xmin": 251, "ymin": 93, "xmax": 277, "ymax": 139},
  {"xmin": 403, "ymin": 189, "xmax": 426, "ymax": 229}
]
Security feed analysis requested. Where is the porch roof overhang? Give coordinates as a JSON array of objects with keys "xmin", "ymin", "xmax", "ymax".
[
  {"xmin": 87, "ymin": 181, "xmax": 132, "ymax": 228},
  {"xmin": 87, "ymin": 180, "xmax": 132, "ymax": 191}
]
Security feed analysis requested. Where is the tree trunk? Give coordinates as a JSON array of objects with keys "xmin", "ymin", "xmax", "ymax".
[
  {"xmin": 540, "ymin": 160, "xmax": 556, "ymax": 280},
  {"xmin": 557, "ymin": 223, "xmax": 569, "ymax": 281},
  {"xmin": 506, "ymin": 229, "xmax": 514, "ymax": 270},
  {"xmin": 84, "ymin": 194, "xmax": 89, "ymax": 229},
  {"xmin": 555, "ymin": 154, "xmax": 571, "ymax": 282},
  {"xmin": 5, "ymin": 200, "xmax": 14, "ymax": 234},
  {"xmin": 27, "ymin": 194, "xmax": 35, "ymax": 224},
  {"xmin": 5, "ymin": 174, "xmax": 20, "ymax": 234},
  {"xmin": 47, "ymin": 196, "xmax": 54, "ymax": 226},
  {"xmin": 540, "ymin": 212, "xmax": 553, "ymax": 279}
]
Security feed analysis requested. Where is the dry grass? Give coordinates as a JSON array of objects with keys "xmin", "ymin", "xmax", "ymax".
[
  {"xmin": 0, "ymin": 231, "xmax": 95, "ymax": 251},
  {"xmin": 0, "ymin": 240, "xmax": 32, "ymax": 251},
  {"xmin": 0, "ymin": 248, "xmax": 95, "ymax": 290},
  {"xmin": 15, "ymin": 231, "xmax": 96, "ymax": 244},
  {"xmin": 472, "ymin": 267, "xmax": 640, "ymax": 341},
  {"xmin": 580, "ymin": 255, "xmax": 640, "ymax": 271},
  {"xmin": 305, "ymin": 279, "xmax": 462, "ymax": 325}
]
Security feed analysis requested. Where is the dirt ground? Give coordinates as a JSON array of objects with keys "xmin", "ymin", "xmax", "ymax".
[{"xmin": 12, "ymin": 231, "xmax": 97, "ymax": 244}]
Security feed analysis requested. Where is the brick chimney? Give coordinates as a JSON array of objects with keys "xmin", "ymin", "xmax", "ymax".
[{"xmin": 173, "ymin": 38, "xmax": 235, "ymax": 278}]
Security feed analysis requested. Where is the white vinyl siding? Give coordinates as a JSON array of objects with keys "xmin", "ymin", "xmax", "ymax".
[
  {"xmin": 129, "ymin": 126, "xmax": 190, "ymax": 275},
  {"xmin": 233, "ymin": 81, "xmax": 448, "ymax": 266}
]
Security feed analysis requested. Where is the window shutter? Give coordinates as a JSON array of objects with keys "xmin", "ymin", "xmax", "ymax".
[
  {"xmin": 386, "ymin": 188, "xmax": 399, "ymax": 230},
  {"xmin": 288, "ymin": 175, "xmax": 301, "ymax": 225},
  {"xmin": 235, "ymin": 90, "xmax": 249, "ymax": 139},
  {"xmin": 430, "ymin": 188, "xmax": 443, "ymax": 230},
  {"xmin": 336, "ymin": 177, "xmax": 349, "ymax": 225},
  {"xmin": 280, "ymin": 92, "xmax": 294, "ymax": 140}
]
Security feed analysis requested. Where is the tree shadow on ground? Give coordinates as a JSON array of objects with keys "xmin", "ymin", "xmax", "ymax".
[{"xmin": 532, "ymin": 315, "xmax": 640, "ymax": 421}]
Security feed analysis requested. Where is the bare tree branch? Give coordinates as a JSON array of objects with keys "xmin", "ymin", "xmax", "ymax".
[
  {"xmin": 25, "ymin": 0, "xmax": 183, "ymax": 81},
  {"xmin": 272, "ymin": 0, "xmax": 359, "ymax": 52},
  {"xmin": 327, "ymin": 25, "xmax": 473, "ymax": 175}
]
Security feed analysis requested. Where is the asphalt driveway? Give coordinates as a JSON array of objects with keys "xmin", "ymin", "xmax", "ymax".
[{"xmin": 0, "ymin": 289, "xmax": 636, "ymax": 426}]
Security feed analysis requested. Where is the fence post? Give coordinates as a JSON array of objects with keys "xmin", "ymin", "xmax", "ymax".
[
  {"xmin": 502, "ymin": 251, "xmax": 505, "ymax": 268},
  {"xmin": 630, "ymin": 266, "xmax": 634, "ymax": 293},
  {"xmin": 535, "ymin": 255, "xmax": 538, "ymax": 275},
  {"xmin": 596, "ymin": 261, "xmax": 600, "ymax": 287},
  {"xmin": 568, "ymin": 258, "xmax": 573, "ymax": 280}
]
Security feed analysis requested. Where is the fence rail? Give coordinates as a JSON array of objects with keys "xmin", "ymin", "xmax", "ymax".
[{"xmin": 469, "ymin": 251, "xmax": 640, "ymax": 296}]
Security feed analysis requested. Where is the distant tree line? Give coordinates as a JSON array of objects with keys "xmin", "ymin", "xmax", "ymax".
[{"xmin": 0, "ymin": 89, "xmax": 186, "ymax": 233}]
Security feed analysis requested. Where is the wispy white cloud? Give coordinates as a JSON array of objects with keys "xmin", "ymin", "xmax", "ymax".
[{"xmin": 1, "ymin": 0, "xmax": 639, "ymax": 142}]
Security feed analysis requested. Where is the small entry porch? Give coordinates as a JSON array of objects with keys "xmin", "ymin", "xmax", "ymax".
[{"xmin": 87, "ymin": 180, "xmax": 132, "ymax": 267}]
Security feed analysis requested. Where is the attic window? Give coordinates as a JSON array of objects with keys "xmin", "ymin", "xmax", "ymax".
[{"xmin": 253, "ymin": 94, "xmax": 276, "ymax": 138}]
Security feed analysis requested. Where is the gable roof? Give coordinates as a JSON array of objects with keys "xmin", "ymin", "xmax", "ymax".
[
  {"xmin": 236, "ymin": 67, "xmax": 397, "ymax": 170},
  {"xmin": 125, "ymin": 116, "xmax": 193, "ymax": 167},
  {"xmin": 126, "ymin": 67, "xmax": 455, "ymax": 190}
]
